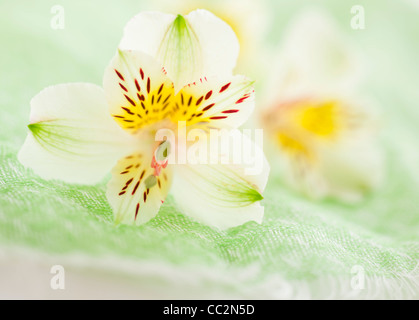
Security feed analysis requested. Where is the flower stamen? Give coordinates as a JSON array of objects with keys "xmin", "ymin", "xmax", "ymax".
[{"xmin": 151, "ymin": 140, "xmax": 170, "ymax": 177}]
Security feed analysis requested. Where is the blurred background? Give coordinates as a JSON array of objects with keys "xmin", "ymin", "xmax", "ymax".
[{"xmin": 0, "ymin": 0, "xmax": 418, "ymax": 299}]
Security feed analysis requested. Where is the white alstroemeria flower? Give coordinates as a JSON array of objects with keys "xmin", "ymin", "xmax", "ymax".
[
  {"xmin": 18, "ymin": 13, "xmax": 269, "ymax": 229},
  {"xmin": 261, "ymin": 10, "xmax": 384, "ymax": 203}
]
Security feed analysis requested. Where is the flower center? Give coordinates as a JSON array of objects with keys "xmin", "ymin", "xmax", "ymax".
[
  {"xmin": 265, "ymin": 98, "xmax": 345, "ymax": 161},
  {"xmin": 277, "ymin": 132, "xmax": 310, "ymax": 157}
]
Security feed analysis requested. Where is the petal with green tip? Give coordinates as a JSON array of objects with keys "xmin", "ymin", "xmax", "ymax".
[
  {"xmin": 119, "ymin": 9, "xmax": 239, "ymax": 90},
  {"xmin": 18, "ymin": 83, "xmax": 137, "ymax": 184}
]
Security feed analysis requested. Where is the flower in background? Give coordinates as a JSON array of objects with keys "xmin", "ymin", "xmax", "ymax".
[
  {"xmin": 140, "ymin": 0, "xmax": 270, "ymax": 78},
  {"xmin": 18, "ymin": 10, "xmax": 269, "ymax": 230},
  {"xmin": 261, "ymin": 10, "xmax": 384, "ymax": 203}
]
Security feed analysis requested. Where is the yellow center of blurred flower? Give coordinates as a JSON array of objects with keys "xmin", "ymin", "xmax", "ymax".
[
  {"xmin": 277, "ymin": 132, "xmax": 311, "ymax": 158},
  {"xmin": 266, "ymin": 99, "xmax": 344, "ymax": 160},
  {"xmin": 298, "ymin": 100, "xmax": 338, "ymax": 137}
]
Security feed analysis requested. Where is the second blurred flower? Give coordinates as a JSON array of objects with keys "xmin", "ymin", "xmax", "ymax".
[{"xmin": 261, "ymin": 10, "xmax": 384, "ymax": 203}]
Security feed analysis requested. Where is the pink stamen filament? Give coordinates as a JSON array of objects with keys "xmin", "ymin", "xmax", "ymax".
[{"xmin": 151, "ymin": 155, "xmax": 168, "ymax": 177}]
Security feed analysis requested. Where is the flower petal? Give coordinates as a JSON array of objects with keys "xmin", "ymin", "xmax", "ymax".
[
  {"xmin": 171, "ymin": 75, "xmax": 255, "ymax": 129},
  {"xmin": 171, "ymin": 130, "xmax": 269, "ymax": 229},
  {"xmin": 18, "ymin": 83, "xmax": 137, "ymax": 184},
  {"xmin": 275, "ymin": 137, "xmax": 384, "ymax": 203},
  {"xmin": 103, "ymin": 50, "xmax": 175, "ymax": 133},
  {"xmin": 315, "ymin": 138, "xmax": 384, "ymax": 203},
  {"xmin": 119, "ymin": 9, "xmax": 239, "ymax": 90},
  {"xmin": 279, "ymin": 9, "xmax": 364, "ymax": 93},
  {"xmin": 145, "ymin": 0, "xmax": 269, "ymax": 76},
  {"xmin": 107, "ymin": 150, "xmax": 173, "ymax": 225},
  {"xmin": 185, "ymin": 9, "xmax": 239, "ymax": 81},
  {"xmin": 119, "ymin": 11, "xmax": 176, "ymax": 61}
]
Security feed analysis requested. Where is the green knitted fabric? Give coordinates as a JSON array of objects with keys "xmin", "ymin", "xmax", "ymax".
[{"xmin": 0, "ymin": 0, "xmax": 418, "ymax": 299}]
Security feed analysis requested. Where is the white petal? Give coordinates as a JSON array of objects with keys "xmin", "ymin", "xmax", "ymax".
[
  {"xmin": 315, "ymin": 139, "xmax": 384, "ymax": 203},
  {"xmin": 185, "ymin": 9, "xmax": 239, "ymax": 80},
  {"xmin": 272, "ymin": 129, "xmax": 384, "ymax": 203},
  {"xmin": 144, "ymin": 0, "xmax": 269, "ymax": 74},
  {"xmin": 119, "ymin": 11, "xmax": 176, "ymax": 63},
  {"xmin": 119, "ymin": 9, "xmax": 239, "ymax": 89},
  {"xmin": 18, "ymin": 83, "xmax": 137, "ymax": 185},
  {"xmin": 172, "ymin": 176, "xmax": 265, "ymax": 230},
  {"xmin": 170, "ymin": 75, "xmax": 254, "ymax": 130},
  {"xmin": 107, "ymin": 150, "xmax": 173, "ymax": 225},
  {"xmin": 171, "ymin": 130, "xmax": 269, "ymax": 229}
]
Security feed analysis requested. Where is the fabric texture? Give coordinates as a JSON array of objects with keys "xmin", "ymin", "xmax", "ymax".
[{"xmin": 0, "ymin": 0, "xmax": 418, "ymax": 299}]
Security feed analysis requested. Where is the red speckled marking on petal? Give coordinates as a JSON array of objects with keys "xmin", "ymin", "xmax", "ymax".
[
  {"xmin": 163, "ymin": 94, "xmax": 171, "ymax": 104},
  {"xmin": 132, "ymin": 180, "xmax": 140, "ymax": 195},
  {"xmin": 115, "ymin": 69, "xmax": 125, "ymax": 81},
  {"xmin": 124, "ymin": 95, "xmax": 136, "ymax": 106},
  {"xmin": 119, "ymin": 83, "xmax": 128, "ymax": 92},
  {"xmin": 158, "ymin": 84, "xmax": 164, "ymax": 95},
  {"xmin": 135, "ymin": 203, "xmax": 140, "ymax": 220},
  {"xmin": 236, "ymin": 96, "xmax": 250, "ymax": 104},
  {"xmin": 222, "ymin": 109, "xmax": 239, "ymax": 114},
  {"xmin": 210, "ymin": 116, "xmax": 228, "ymax": 120},
  {"xmin": 122, "ymin": 107, "xmax": 134, "ymax": 115},
  {"xmin": 140, "ymin": 170, "xmax": 146, "ymax": 180},
  {"xmin": 196, "ymin": 96, "xmax": 204, "ymax": 106},
  {"xmin": 135, "ymin": 79, "xmax": 141, "ymax": 92},
  {"xmin": 202, "ymin": 103, "xmax": 215, "ymax": 111},
  {"xmin": 219, "ymin": 83, "xmax": 231, "ymax": 93}
]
